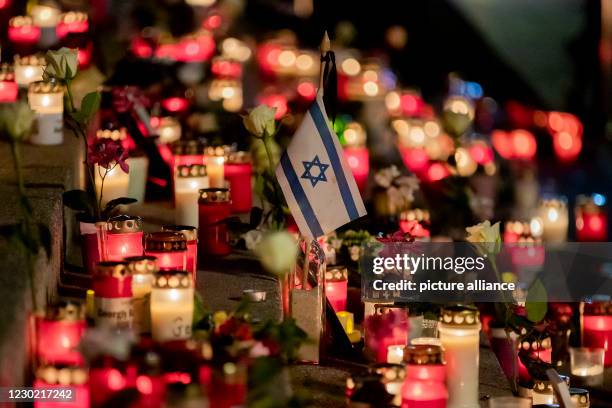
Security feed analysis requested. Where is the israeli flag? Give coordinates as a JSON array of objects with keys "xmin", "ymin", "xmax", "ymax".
[{"xmin": 275, "ymin": 95, "xmax": 367, "ymax": 239}]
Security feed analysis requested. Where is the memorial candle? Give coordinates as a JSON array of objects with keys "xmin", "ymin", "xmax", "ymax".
[
  {"xmin": 14, "ymin": 55, "xmax": 45, "ymax": 88},
  {"xmin": 532, "ymin": 379, "xmax": 555, "ymax": 405},
  {"xmin": 325, "ymin": 266, "xmax": 348, "ymax": 312},
  {"xmin": 343, "ymin": 122, "xmax": 369, "ymax": 192},
  {"xmin": 174, "ymin": 164, "xmax": 209, "ymax": 227},
  {"xmin": 95, "ymin": 164, "xmax": 130, "ymax": 207},
  {"xmin": 28, "ymin": 81, "xmax": 64, "ymax": 145},
  {"xmin": 401, "ymin": 345, "xmax": 448, "ymax": 408},
  {"xmin": 537, "ymin": 197, "xmax": 568, "ymax": 243},
  {"xmin": 56, "ymin": 12, "xmax": 89, "ymax": 39},
  {"xmin": 145, "ymin": 232, "xmax": 188, "ymax": 272},
  {"xmin": 224, "ymin": 151, "xmax": 252, "ymax": 213},
  {"xmin": 570, "ymin": 347, "xmax": 604, "ymax": 386},
  {"xmin": 105, "ymin": 215, "xmax": 144, "ymax": 261},
  {"xmin": 206, "ymin": 152, "xmax": 225, "ymax": 188},
  {"xmin": 582, "ymin": 302, "xmax": 612, "ymax": 366},
  {"xmin": 154, "ymin": 116, "xmax": 182, "ymax": 144},
  {"xmin": 150, "ymin": 270, "xmax": 194, "ymax": 342},
  {"xmin": 125, "ymin": 255, "xmax": 158, "ymax": 335},
  {"xmin": 575, "ymin": 194, "xmax": 607, "ymax": 242},
  {"xmin": 36, "ymin": 302, "xmax": 86, "ymax": 366},
  {"xmin": 0, "ymin": 67, "xmax": 18, "ymax": 103},
  {"xmin": 172, "ymin": 140, "xmax": 205, "ymax": 169},
  {"xmin": 8, "ymin": 16, "xmax": 41, "ymax": 45},
  {"xmin": 92, "ymin": 261, "xmax": 133, "ymax": 329},
  {"xmin": 34, "ymin": 366, "xmax": 89, "ymax": 408},
  {"xmin": 31, "ymin": 4, "xmax": 60, "ymax": 47},
  {"xmin": 438, "ymin": 305, "xmax": 480, "ymax": 408},
  {"xmin": 198, "ymin": 188, "xmax": 231, "ymax": 257},
  {"xmin": 569, "ymin": 388, "xmax": 590, "ymax": 408},
  {"xmin": 162, "ymin": 225, "xmax": 198, "ymax": 281}
]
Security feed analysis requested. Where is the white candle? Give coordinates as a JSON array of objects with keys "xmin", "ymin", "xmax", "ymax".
[
  {"xmin": 386, "ymin": 345, "xmax": 405, "ymax": 364},
  {"xmin": 127, "ymin": 156, "xmax": 149, "ymax": 204},
  {"xmin": 126, "ymin": 256, "xmax": 158, "ymax": 335},
  {"xmin": 206, "ymin": 155, "xmax": 225, "ymax": 188},
  {"xmin": 439, "ymin": 306, "xmax": 481, "ymax": 408},
  {"xmin": 537, "ymin": 197, "xmax": 568, "ymax": 243},
  {"xmin": 157, "ymin": 117, "xmax": 182, "ymax": 144},
  {"xmin": 571, "ymin": 365, "xmax": 604, "ymax": 377},
  {"xmin": 175, "ymin": 164, "xmax": 209, "ymax": 227},
  {"xmin": 150, "ymin": 272, "xmax": 194, "ymax": 342},
  {"xmin": 28, "ymin": 81, "xmax": 64, "ymax": 145},
  {"xmin": 31, "ymin": 5, "xmax": 60, "ymax": 28},
  {"xmin": 14, "ymin": 56, "xmax": 45, "ymax": 88},
  {"xmin": 96, "ymin": 165, "xmax": 130, "ymax": 206},
  {"xmin": 532, "ymin": 380, "xmax": 554, "ymax": 405}
]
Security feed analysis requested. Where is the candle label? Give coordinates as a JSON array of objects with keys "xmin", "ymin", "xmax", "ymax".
[
  {"xmin": 95, "ymin": 297, "xmax": 133, "ymax": 328},
  {"xmin": 31, "ymin": 113, "xmax": 63, "ymax": 145},
  {"xmin": 133, "ymin": 294, "xmax": 151, "ymax": 334},
  {"xmin": 152, "ymin": 313, "xmax": 192, "ymax": 341}
]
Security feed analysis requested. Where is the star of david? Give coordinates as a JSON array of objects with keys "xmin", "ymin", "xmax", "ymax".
[{"xmin": 301, "ymin": 155, "xmax": 330, "ymax": 187}]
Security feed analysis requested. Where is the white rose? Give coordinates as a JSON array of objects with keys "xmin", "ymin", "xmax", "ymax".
[
  {"xmin": 255, "ymin": 231, "xmax": 298, "ymax": 276},
  {"xmin": 44, "ymin": 48, "xmax": 78, "ymax": 81},
  {"xmin": 0, "ymin": 101, "xmax": 35, "ymax": 142},
  {"xmin": 243, "ymin": 229, "xmax": 264, "ymax": 252},
  {"xmin": 243, "ymin": 105, "xmax": 277, "ymax": 137},
  {"xmin": 466, "ymin": 220, "xmax": 501, "ymax": 255}
]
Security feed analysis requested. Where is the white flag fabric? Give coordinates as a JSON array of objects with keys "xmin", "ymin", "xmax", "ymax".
[{"xmin": 275, "ymin": 94, "xmax": 367, "ymax": 239}]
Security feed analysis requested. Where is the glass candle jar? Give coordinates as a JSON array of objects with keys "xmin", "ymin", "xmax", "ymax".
[
  {"xmin": 162, "ymin": 225, "xmax": 198, "ymax": 281},
  {"xmin": 343, "ymin": 122, "xmax": 369, "ymax": 192},
  {"xmin": 575, "ymin": 194, "xmax": 607, "ymax": 242},
  {"xmin": 92, "ymin": 261, "xmax": 133, "ymax": 329},
  {"xmin": 401, "ymin": 345, "xmax": 448, "ymax": 408},
  {"xmin": 205, "ymin": 150, "xmax": 226, "ymax": 188},
  {"xmin": 36, "ymin": 302, "xmax": 86, "ymax": 366},
  {"xmin": 14, "ymin": 54, "xmax": 45, "ymax": 87},
  {"xmin": 105, "ymin": 215, "xmax": 144, "ymax": 261},
  {"xmin": 224, "ymin": 151, "xmax": 252, "ymax": 213},
  {"xmin": 569, "ymin": 347, "xmax": 604, "ymax": 386},
  {"xmin": 34, "ymin": 366, "xmax": 89, "ymax": 408},
  {"xmin": 569, "ymin": 388, "xmax": 590, "ymax": 408},
  {"xmin": 28, "ymin": 80, "xmax": 64, "ymax": 145},
  {"xmin": 8, "ymin": 16, "xmax": 41, "ymax": 45},
  {"xmin": 325, "ymin": 265, "xmax": 348, "ymax": 312},
  {"xmin": 582, "ymin": 301, "xmax": 612, "ymax": 366},
  {"xmin": 172, "ymin": 140, "xmax": 206, "ymax": 169},
  {"xmin": 125, "ymin": 256, "xmax": 158, "ymax": 335},
  {"xmin": 174, "ymin": 164, "xmax": 209, "ymax": 227},
  {"xmin": 145, "ymin": 231, "xmax": 188, "ymax": 271},
  {"xmin": 438, "ymin": 305, "xmax": 481, "ymax": 408},
  {"xmin": 537, "ymin": 196, "xmax": 568, "ymax": 243},
  {"xmin": 198, "ymin": 188, "xmax": 231, "ymax": 257},
  {"xmin": 150, "ymin": 270, "xmax": 194, "ymax": 342},
  {"xmin": 0, "ymin": 66, "xmax": 18, "ymax": 102}
]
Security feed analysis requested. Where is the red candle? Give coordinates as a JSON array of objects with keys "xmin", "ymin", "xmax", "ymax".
[
  {"xmin": 36, "ymin": 302, "xmax": 86, "ymax": 366},
  {"xmin": 8, "ymin": 16, "xmax": 41, "ymax": 45},
  {"xmin": 0, "ymin": 68, "xmax": 18, "ymax": 102},
  {"xmin": 365, "ymin": 306, "xmax": 409, "ymax": 362},
  {"xmin": 211, "ymin": 56, "xmax": 243, "ymax": 79},
  {"xmin": 105, "ymin": 215, "xmax": 144, "ymax": 261},
  {"xmin": 344, "ymin": 147, "xmax": 369, "ymax": 192},
  {"xmin": 583, "ymin": 302, "xmax": 612, "ymax": 366},
  {"xmin": 208, "ymin": 362, "xmax": 247, "ymax": 408},
  {"xmin": 517, "ymin": 335, "xmax": 552, "ymax": 383},
  {"xmin": 80, "ymin": 221, "xmax": 107, "ymax": 274},
  {"xmin": 34, "ymin": 366, "xmax": 89, "ymax": 408},
  {"xmin": 402, "ymin": 345, "xmax": 448, "ymax": 408},
  {"xmin": 89, "ymin": 364, "xmax": 128, "ymax": 407},
  {"xmin": 225, "ymin": 151, "xmax": 252, "ymax": 213},
  {"xmin": 162, "ymin": 225, "xmax": 198, "ymax": 281},
  {"xmin": 93, "ymin": 261, "xmax": 133, "ymax": 329},
  {"xmin": 400, "ymin": 147, "xmax": 429, "ymax": 174},
  {"xmin": 575, "ymin": 194, "xmax": 608, "ymax": 242},
  {"xmin": 325, "ymin": 266, "xmax": 348, "ymax": 312},
  {"xmin": 198, "ymin": 188, "xmax": 231, "ymax": 257},
  {"xmin": 56, "ymin": 12, "xmax": 89, "ymax": 39},
  {"xmin": 172, "ymin": 140, "xmax": 206, "ymax": 172},
  {"xmin": 145, "ymin": 232, "xmax": 188, "ymax": 272}
]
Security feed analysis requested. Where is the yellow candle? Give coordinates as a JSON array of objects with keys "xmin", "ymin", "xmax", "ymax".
[
  {"xmin": 206, "ymin": 155, "xmax": 225, "ymax": 188},
  {"xmin": 14, "ymin": 55, "xmax": 45, "ymax": 88},
  {"xmin": 150, "ymin": 271, "xmax": 194, "ymax": 342}
]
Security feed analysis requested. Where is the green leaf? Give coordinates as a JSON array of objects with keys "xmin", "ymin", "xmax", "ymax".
[
  {"xmin": 102, "ymin": 197, "xmax": 137, "ymax": 219},
  {"xmin": 62, "ymin": 189, "xmax": 95, "ymax": 216},
  {"xmin": 192, "ymin": 292, "xmax": 206, "ymax": 327},
  {"xmin": 526, "ymin": 279, "xmax": 548, "ymax": 323},
  {"xmin": 79, "ymin": 92, "xmax": 101, "ymax": 124}
]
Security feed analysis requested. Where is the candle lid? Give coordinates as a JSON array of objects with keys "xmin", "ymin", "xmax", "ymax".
[
  {"xmin": 403, "ymin": 344, "xmax": 443, "ymax": 365},
  {"xmin": 9, "ymin": 15, "xmax": 34, "ymax": 27},
  {"xmin": 28, "ymin": 80, "xmax": 64, "ymax": 94},
  {"xmin": 43, "ymin": 301, "xmax": 85, "ymax": 321},
  {"xmin": 519, "ymin": 334, "xmax": 551, "ymax": 352},
  {"xmin": 440, "ymin": 305, "xmax": 480, "ymax": 327},
  {"xmin": 569, "ymin": 388, "xmax": 589, "ymax": 408},
  {"xmin": 162, "ymin": 225, "xmax": 198, "ymax": 241},
  {"xmin": 60, "ymin": 11, "xmax": 88, "ymax": 24},
  {"xmin": 533, "ymin": 378, "xmax": 554, "ymax": 392},
  {"xmin": 205, "ymin": 145, "xmax": 231, "ymax": 157},
  {"xmin": 0, "ymin": 64, "xmax": 15, "ymax": 82},
  {"xmin": 125, "ymin": 255, "xmax": 159, "ymax": 274},
  {"xmin": 400, "ymin": 208, "xmax": 430, "ymax": 222},
  {"xmin": 583, "ymin": 301, "xmax": 612, "ymax": 315},
  {"xmin": 199, "ymin": 188, "xmax": 230, "ymax": 203},
  {"xmin": 325, "ymin": 265, "xmax": 348, "ymax": 282},
  {"xmin": 145, "ymin": 231, "xmax": 187, "ymax": 252},
  {"xmin": 368, "ymin": 363, "xmax": 406, "ymax": 382},
  {"xmin": 172, "ymin": 139, "xmax": 205, "ymax": 155},
  {"xmin": 107, "ymin": 215, "xmax": 143, "ymax": 234},
  {"xmin": 97, "ymin": 128, "xmax": 128, "ymax": 141},
  {"xmin": 36, "ymin": 365, "xmax": 88, "ymax": 385},
  {"xmin": 226, "ymin": 151, "xmax": 251, "ymax": 164},
  {"xmin": 153, "ymin": 270, "xmax": 192, "ymax": 289},
  {"xmin": 175, "ymin": 164, "xmax": 207, "ymax": 178},
  {"xmin": 95, "ymin": 261, "xmax": 131, "ymax": 278},
  {"xmin": 14, "ymin": 54, "xmax": 45, "ymax": 67}
]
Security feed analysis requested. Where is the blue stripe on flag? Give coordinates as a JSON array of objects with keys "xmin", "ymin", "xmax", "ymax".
[
  {"xmin": 280, "ymin": 151, "xmax": 324, "ymax": 237},
  {"xmin": 309, "ymin": 101, "xmax": 360, "ymax": 220}
]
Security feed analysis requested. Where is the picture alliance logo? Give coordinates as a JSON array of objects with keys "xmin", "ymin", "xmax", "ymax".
[{"xmin": 372, "ymin": 253, "xmax": 488, "ymax": 275}]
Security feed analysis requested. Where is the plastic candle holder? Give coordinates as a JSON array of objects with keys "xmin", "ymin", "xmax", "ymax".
[
  {"xmin": 56, "ymin": 12, "xmax": 89, "ymax": 39},
  {"xmin": 575, "ymin": 194, "xmax": 607, "ymax": 242},
  {"xmin": 225, "ymin": 151, "xmax": 252, "ymax": 213},
  {"xmin": 150, "ymin": 270, "xmax": 194, "ymax": 342},
  {"xmin": 582, "ymin": 301, "xmax": 612, "ymax": 366},
  {"xmin": 88, "ymin": 363, "xmax": 128, "ymax": 407},
  {"xmin": 145, "ymin": 231, "xmax": 188, "ymax": 272},
  {"xmin": 92, "ymin": 261, "xmax": 133, "ymax": 329},
  {"xmin": 125, "ymin": 255, "xmax": 158, "ymax": 335},
  {"xmin": 13, "ymin": 54, "xmax": 45, "ymax": 87},
  {"xmin": 0, "ymin": 66, "xmax": 18, "ymax": 102},
  {"xmin": 8, "ymin": 16, "xmax": 41, "ymax": 45},
  {"xmin": 537, "ymin": 196, "xmax": 568, "ymax": 243},
  {"xmin": 34, "ymin": 366, "xmax": 89, "ymax": 408},
  {"xmin": 105, "ymin": 215, "xmax": 144, "ymax": 261},
  {"xmin": 36, "ymin": 302, "xmax": 86, "ymax": 366},
  {"xmin": 174, "ymin": 164, "xmax": 209, "ymax": 227},
  {"xmin": 438, "ymin": 305, "xmax": 481, "ymax": 408},
  {"xmin": 325, "ymin": 266, "xmax": 348, "ymax": 312},
  {"xmin": 162, "ymin": 225, "xmax": 198, "ymax": 281},
  {"xmin": 198, "ymin": 188, "xmax": 231, "ymax": 257},
  {"xmin": 401, "ymin": 345, "xmax": 448, "ymax": 408},
  {"xmin": 205, "ymin": 148, "xmax": 226, "ymax": 188},
  {"xmin": 28, "ymin": 81, "xmax": 64, "ymax": 145}
]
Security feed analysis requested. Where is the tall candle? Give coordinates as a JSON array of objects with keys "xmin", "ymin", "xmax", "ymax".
[
  {"xmin": 438, "ymin": 306, "xmax": 480, "ymax": 408},
  {"xmin": 92, "ymin": 261, "xmax": 133, "ymax": 329},
  {"xmin": 125, "ymin": 255, "xmax": 158, "ymax": 334},
  {"xmin": 105, "ymin": 215, "xmax": 144, "ymax": 261},
  {"xmin": 28, "ymin": 81, "xmax": 64, "ymax": 145},
  {"xmin": 532, "ymin": 379, "xmax": 555, "ymax": 405},
  {"xmin": 162, "ymin": 225, "xmax": 198, "ymax": 281},
  {"xmin": 225, "ymin": 151, "xmax": 252, "ymax": 213},
  {"xmin": 198, "ymin": 188, "xmax": 231, "ymax": 257},
  {"xmin": 174, "ymin": 164, "xmax": 209, "ymax": 227},
  {"xmin": 154, "ymin": 116, "xmax": 182, "ymax": 144},
  {"xmin": 31, "ymin": 4, "xmax": 60, "ymax": 47},
  {"xmin": 14, "ymin": 55, "xmax": 45, "ymax": 88},
  {"xmin": 206, "ymin": 155, "xmax": 225, "ymax": 188},
  {"xmin": 145, "ymin": 232, "xmax": 188, "ymax": 272},
  {"xmin": 401, "ymin": 345, "xmax": 448, "ymax": 408},
  {"xmin": 537, "ymin": 197, "xmax": 568, "ymax": 243},
  {"xmin": 127, "ymin": 156, "xmax": 149, "ymax": 204},
  {"xmin": 36, "ymin": 302, "xmax": 85, "ymax": 366},
  {"xmin": 325, "ymin": 266, "xmax": 348, "ymax": 312},
  {"xmin": 95, "ymin": 164, "xmax": 130, "ymax": 206},
  {"xmin": 34, "ymin": 366, "xmax": 89, "ymax": 408},
  {"xmin": 575, "ymin": 194, "xmax": 607, "ymax": 242},
  {"xmin": 150, "ymin": 271, "xmax": 194, "ymax": 342}
]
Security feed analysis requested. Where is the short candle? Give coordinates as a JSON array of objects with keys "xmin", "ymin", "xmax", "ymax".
[
  {"xmin": 125, "ymin": 255, "xmax": 158, "ymax": 334},
  {"xmin": 145, "ymin": 231, "xmax": 188, "ymax": 272},
  {"xmin": 162, "ymin": 225, "xmax": 199, "ymax": 281},
  {"xmin": 92, "ymin": 261, "xmax": 133, "ymax": 329},
  {"xmin": 150, "ymin": 270, "xmax": 194, "ymax": 342},
  {"xmin": 104, "ymin": 215, "xmax": 144, "ymax": 261}
]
